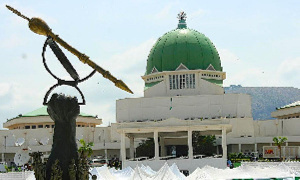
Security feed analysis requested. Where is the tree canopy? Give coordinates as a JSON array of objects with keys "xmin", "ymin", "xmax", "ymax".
[{"xmin": 192, "ymin": 133, "xmax": 216, "ymax": 156}]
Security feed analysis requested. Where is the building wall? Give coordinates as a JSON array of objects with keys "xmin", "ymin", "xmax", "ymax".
[
  {"xmin": 253, "ymin": 118, "xmax": 300, "ymax": 137},
  {"xmin": 117, "ymin": 94, "xmax": 252, "ymax": 123},
  {"xmin": 227, "ymin": 118, "xmax": 255, "ymax": 138},
  {"xmin": 0, "ymin": 125, "xmax": 140, "ymax": 165}
]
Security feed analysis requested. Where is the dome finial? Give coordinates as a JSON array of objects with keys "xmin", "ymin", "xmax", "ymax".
[{"xmin": 177, "ymin": 11, "xmax": 187, "ymax": 29}]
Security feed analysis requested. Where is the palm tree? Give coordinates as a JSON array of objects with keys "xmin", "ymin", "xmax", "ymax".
[
  {"xmin": 78, "ymin": 139, "xmax": 94, "ymax": 158},
  {"xmin": 273, "ymin": 136, "xmax": 287, "ymax": 161}
]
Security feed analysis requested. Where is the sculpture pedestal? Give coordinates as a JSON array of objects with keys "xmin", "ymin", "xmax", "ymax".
[{"xmin": 46, "ymin": 93, "xmax": 79, "ymax": 180}]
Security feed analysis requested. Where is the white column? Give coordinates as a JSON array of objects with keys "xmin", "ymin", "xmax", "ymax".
[
  {"xmin": 188, "ymin": 130, "xmax": 193, "ymax": 159},
  {"xmin": 254, "ymin": 143, "xmax": 257, "ymax": 152},
  {"xmin": 154, "ymin": 130, "xmax": 159, "ymax": 160},
  {"xmin": 105, "ymin": 149, "xmax": 108, "ymax": 163},
  {"xmin": 129, "ymin": 137, "xmax": 134, "ymax": 159},
  {"xmin": 286, "ymin": 142, "xmax": 288, "ymax": 146},
  {"xmin": 2, "ymin": 136, "xmax": 6, "ymax": 163},
  {"xmin": 120, "ymin": 132, "xmax": 126, "ymax": 167},
  {"xmin": 222, "ymin": 127, "xmax": 227, "ymax": 160},
  {"xmin": 238, "ymin": 144, "xmax": 242, "ymax": 153},
  {"xmin": 160, "ymin": 137, "xmax": 166, "ymax": 157}
]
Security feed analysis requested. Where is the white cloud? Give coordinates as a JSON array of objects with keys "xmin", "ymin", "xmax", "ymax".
[
  {"xmin": 220, "ymin": 48, "xmax": 300, "ymax": 88},
  {"xmin": 277, "ymin": 57, "xmax": 300, "ymax": 87},
  {"xmin": 0, "ymin": 82, "xmax": 42, "ymax": 110},
  {"xmin": 154, "ymin": 4, "xmax": 173, "ymax": 20},
  {"xmin": 278, "ymin": 57, "xmax": 300, "ymax": 76},
  {"xmin": 99, "ymin": 38, "xmax": 155, "ymax": 95},
  {"xmin": 218, "ymin": 48, "xmax": 240, "ymax": 63},
  {"xmin": 101, "ymin": 39, "xmax": 155, "ymax": 73},
  {"xmin": 189, "ymin": 9, "xmax": 206, "ymax": 21},
  {"xmin": 0, "ymin": 83, "xmax": 11, "ymax": 96}
]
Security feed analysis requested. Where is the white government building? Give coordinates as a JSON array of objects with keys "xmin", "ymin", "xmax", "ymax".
[{"xmin": 1, "ymin": 14, "xmax": 299, "ymax": 172}]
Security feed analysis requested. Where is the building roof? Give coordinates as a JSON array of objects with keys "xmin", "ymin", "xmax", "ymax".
[
  {"xmin": 20, "ymin": 106, "xmax": 95, "ymax": 118},
  {"xmin": 145, "ymin": 15, "xmax": 223, "ymax": 80},
  {"xmin": 276, "ymin": 101, "xmax": 300, "ymax": 110}
]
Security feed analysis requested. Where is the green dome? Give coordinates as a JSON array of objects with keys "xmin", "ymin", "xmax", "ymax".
[{"xmin": 146, "ymin": 23, "xmax": 222, "ymax": 75}]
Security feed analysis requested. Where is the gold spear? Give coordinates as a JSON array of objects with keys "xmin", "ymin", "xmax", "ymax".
[{"xmin": 6, "ymin": 5, "xmax": 133, "ymax": 94}]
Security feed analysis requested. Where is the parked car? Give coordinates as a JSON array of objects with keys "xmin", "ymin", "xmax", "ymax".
[{"xmin": 89, "ymin": 159, "xmax": 107, "ymax": 167}]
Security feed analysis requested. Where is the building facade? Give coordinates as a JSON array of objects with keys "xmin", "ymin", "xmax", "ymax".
[{"xmin": 0, "ymin": 13, "xmax": 299, "ymax": 172}]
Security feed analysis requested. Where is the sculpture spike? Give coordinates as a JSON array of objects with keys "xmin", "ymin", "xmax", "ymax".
[{"xmin": 6, "ymin": 5, "xmax": 30, "ymax": 21}]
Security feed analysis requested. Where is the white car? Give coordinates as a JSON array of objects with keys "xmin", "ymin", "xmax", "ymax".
[{"xmin": 89, "ymin": 159, "xmax": 107, "ymax": 167}]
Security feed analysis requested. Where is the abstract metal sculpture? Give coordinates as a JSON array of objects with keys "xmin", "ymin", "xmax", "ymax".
[
  {"xmin": 42, "ymin": 37, "xmax": 96, "ymax": 105},
  {"xmin": 6, "ymin": 5, "xmax": 133, "ymax": 180},
  {"xmin": 6, "ymin": 5, "xmax": 133, "ymax": 96}
]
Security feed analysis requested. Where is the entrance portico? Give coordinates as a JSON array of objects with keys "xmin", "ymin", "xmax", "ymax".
[{"xmin": 117, "ymin": 118, "xmax": 232, "ymax": 172}]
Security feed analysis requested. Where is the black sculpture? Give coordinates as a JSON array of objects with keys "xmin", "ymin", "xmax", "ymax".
[
  {"xmin": 46, "ymin": 93, "xmax": 79, "ymax": 180},
  {"xmin": 6, "ymin": 5, "xmax": 133, "ymax": 180}
]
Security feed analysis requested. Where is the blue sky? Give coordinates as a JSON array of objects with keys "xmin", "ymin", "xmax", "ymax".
[{"xmin": 0, "ymin": 0, "xmax": 299, "ymax": 128}]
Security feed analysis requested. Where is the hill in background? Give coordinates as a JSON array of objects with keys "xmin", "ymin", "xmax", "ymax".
[{"xmin": 224, "ymin": 85, "xmax": 300, "ymax": 120}]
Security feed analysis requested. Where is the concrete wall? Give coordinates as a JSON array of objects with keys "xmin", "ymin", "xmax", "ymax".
[
  {"xmin": 253, "ymin": 118, "xmax": 300, "ymax": 137},
  {"xmin": 227, "ymin": 118, "xmax": 255, "ymax": 138},
  {"xmin": 117, "ymin": 94, "xmax": 252, "ymax": 123}
]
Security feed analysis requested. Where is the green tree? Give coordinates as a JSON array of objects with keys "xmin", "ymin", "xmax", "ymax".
[
  {"xmin": 78, "ymin": 139, "xmax": 94, "ymax": 158},
  {"xmin": 136, "ymin": 138, "xmax": 154, "ymax": 158},
  {"xmin": 192, "ymin": 133, "xmax": 216, "ymax": 156},
  {"xmin": 273, "ymin": 136, "xmax": 288, "ymax": 161}
]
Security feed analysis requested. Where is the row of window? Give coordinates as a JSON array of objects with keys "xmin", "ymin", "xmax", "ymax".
[
  {"xmin": 146, "ymin": 75, "xmax": 164, "ymax": 81},
  {"xmin": 281, "ymin": 115, "xmax": 300, "ymax": 119},
  {"xmin": 169, "ymin": 74, "xmax": 195, "ymax": 90},
  {"xmin": 201, "ymin": 74, "xmax": 221, "ymax": 78},
  {"xmin": 25, "ymin": 125, "xmax": 54, "ymax": 129},
  {"xmin": 22, "ymin": 124, "xmax": 94, "ymax": 129}
]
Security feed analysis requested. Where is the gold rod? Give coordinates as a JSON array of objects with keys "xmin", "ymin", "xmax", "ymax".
[{"xmin": 6, "ymin": 5, "xmax": 133, "ymax": 94}]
